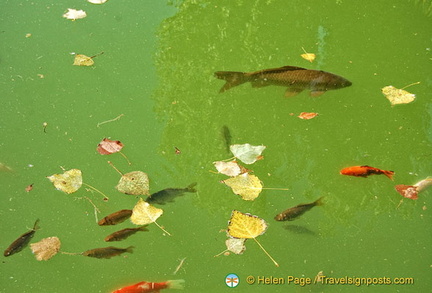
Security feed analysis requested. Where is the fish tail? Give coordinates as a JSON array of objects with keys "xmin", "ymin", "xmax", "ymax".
[
  {"xmin": 167, "ymin": 279, "xmax": 185, "ymax": 290},
  {"xmin": 383, "ymin": 170, "xmax": 395, "ymax": 180},
  {"xmin": 314, "ymin": 197, "xmax": 325, "ymax": 206},
  {"xmin": 126, "ymin": 246, "xmax": 135, "ymax": 254},
  {"xmin": 214, "ymin": 71, "xmax": 248, "ymax": 93},
  {"xmin": 33, "ymin": 219, "xmax": 40, "ymax": 231},
  {"xmin": 186, "ymin": 182, "xmax": 198, "ymax": 193},
  {"xmin": 139, "ymin": 225, "xmax": 149, "ymax": 232}
]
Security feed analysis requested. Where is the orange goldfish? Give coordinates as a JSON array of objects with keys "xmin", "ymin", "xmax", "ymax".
[
  {"xmin": 340, "ymin": 165, "xmax": 394, "ymax": 180},
  {"xmin": 112, "ymin": 279, "xmax": 184, "ymax": 293}
]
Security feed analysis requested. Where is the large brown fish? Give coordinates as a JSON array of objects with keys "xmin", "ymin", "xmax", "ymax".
[
  {"xmin": 4, "ymin": 219, "xmax": 40, "ymax": 257},
  {"xmin": 275, "ymin": 197, "xmax": 324, "ymax": 221},
  {"xmin": 82, "ymin": 246, "xmax": 134, "ymax": 259},
  {"xmin": 215, "ymin": 66, "xmax": 351, "ymax": 97},
  {"xmin": 98, "ymin": 209, "xmax": 133, "ymax": 226},
  {"xmin": 104, "ymin": 226, "xmax": 149, "ymax": 242}
]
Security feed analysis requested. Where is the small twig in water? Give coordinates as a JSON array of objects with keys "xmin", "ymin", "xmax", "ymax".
[
  {"xmin": 173, "ymin": 257, "xmax": 186, "ymax": 275},
  {"xmin": 97, "ymin": 114, "xmax": 124, "ymax": 128}
]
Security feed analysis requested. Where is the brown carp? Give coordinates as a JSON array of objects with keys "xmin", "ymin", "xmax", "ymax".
[
  {"xmin": 82, "ymin": 246, "xmax": 134, "ymax": 259},
  {"xmin": 104, "ymin": 226, "xmax": 149, "ymax": 242},
  {"xmin": 215, "ymin": 65, "xmax": 351, "ymax": 97},
  {"xmin": 98, "ymin": 209, "xmax": 133, "ymax": 226},
  {"xmin": 4, "ymin": 219, "xmax": 40, "ymax": 257},
  {"xmin": 275, "ymin": 197, "xmax": 324, "ymax": 221}
]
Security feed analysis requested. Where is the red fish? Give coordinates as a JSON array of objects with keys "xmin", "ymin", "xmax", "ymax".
[
  {"xmin": 340, "ymin": 165, "xmax": 394, "ymax": 180},
  {"xmin": 112, "ymin": 279, "xmax": 184, "ymax": 293}
]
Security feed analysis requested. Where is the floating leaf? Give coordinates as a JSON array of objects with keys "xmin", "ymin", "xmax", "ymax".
[
  {"xmin": 225, "ymin": 238, "xmax": 246, "ymax": 255},
  {"xmin": 300, "ymin": 47, "xmax": 316, "ymax": 63},
  {"xmin": 47, "ymin": 169, "xmax": 82, "ymax": 194},
  {"xmin": 88, "ymin": 0, "xmax": 108, "ymax": 4},
  {"xmin": 116, "ymin": 171, "xmax": 150, "ymax": 196},
  {"xmin": 298, "ymin": 112, "xmax": 318, "ymax": 120},
  {"xmin": 414, "ymin": 177, "xmax": 432, "ymax": 193},
  {"xmin": 30, "ymin": 237, "xmax": 61, "ymax": 261},
  {"xmin": 214, "ymin": 161, "xmax": 242, "ymax": 177},
  {"xmin": 131, "ymin": 198, "xmax": 170, "ymax": 235},
  {"xmin": 73, "ymin": 52, "xmax": 104, "ymax": 67},
  {"xmin": 227, "ymin": 210, "xmax": 278, "ymax": 266},
  {"xmin": 25, "ymin": 184, "xmax": 34, "ymax": 192},
  {"xmin": 395, "ymin": 185, "xmax": 418, "ymax": 200},
  {"xmin": 222, "ymin": 173, "xmax": 263, "ymax": 201},
  {"xmin": 381, "ymin": 82, "xmax": 419, "ymax": 106},
  {"xmin": 230, "ymin": 143, "xmax": 266, "ymax": 164},
  {"xmin": 97, "ymin": 138, "xmax": 131, "ymax": 165},
  {"xmin": 63, "ymin": 9, "xmax": 87, "ymax": 20}
]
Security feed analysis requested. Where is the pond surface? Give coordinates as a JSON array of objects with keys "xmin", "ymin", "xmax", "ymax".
[{"xmin": 1, "ymin": 0, "xmax": 431, "ymax": 292}]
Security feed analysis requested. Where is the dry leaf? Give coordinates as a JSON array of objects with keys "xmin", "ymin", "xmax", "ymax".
[
  {"xmin": 222, "ymin": 173, "xmax": 263, "ymax": 201},
  {"xmin": 395, "ymin": 185, "xmax": 418, "ymax": 200},
  {"xmin": 131, "ymin": 199, "xmax": 163, "ymax": 225},
  {"xmin": 73, "ymin": 54, "xmax": 94, "ymax": 66},
  {"xmin": 230, "ymin": 143, "xmax": 266, "ymax": 164},
  {"xmin": 30, "ymin": 237, "xmax": 61, "ymax": 261},
  {"xmin": 381, "ymin": 85, "xmax": 417, "ymax": 105},
  {"xmin": 47, "ymin": 169, "xmax": 82, "ymax": 194},
  {"xmin": 116, "ymin": 171, "xmax": 149, "ymax": 195},
  {"xmin": 301, "ymin": 47, "xmax": 316, "ymax": 62},
  {"xmin": 214, "ymin": 161, "xmax": 242, "ymax": 177},
  {"xmin": 298, "ymin": 112, "xmax": 318, "ymax": 120},
  {"xmin": 63, "ymin": 9, "xmax": 87, "ymax": 20},
  {"xmin": 227, "ymin": 210, "xmax": 278, "ymax": 266},
  {"xmin": 97, "ymin": 138, "xmax": 124, "ymax": 155},
  {"xmin": 88, "ymin": 0, "xmax": 108, "ymax": 4},
  {"xmin": 25, "ymin": 184, "xmax": 34, "ymax": 192},
  {"xmin": 225, "ymin": 238, "xmax": 246, "ymax": 255}
]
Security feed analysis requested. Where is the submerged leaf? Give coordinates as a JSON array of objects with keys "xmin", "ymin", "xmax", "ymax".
[
  {"xmin": 116, "ymin": 171, "xmax": 149, "ymax": 195},
  {"xmin": 131, "ymin": 198, "xmax": 163, "ymax": 225},
  {"xmin": 414, "ymin": 177, "xmax": 432, "ymax": 193},
  {"xmin": 381, "ymin": 85, "xmax": 416, "ymax": 105},
  {"xmin": 230, "ymin": 143, "xmax": 266, "ymax": 164},
  {"xmin": 222, "ymin": 173, "xmax": 263, "ymax": 201},
  {"xmin": 73, "ymin": 54, "xmax": 94, "ymax": 66},
  {"xmin": 97, "ymin": 138, "xmax": 124, "ymax": 155},
  {"xmin": 395, "ymin": 185, "xmax": 418, "ymax": 200},
  {"xmin": 227, "ymin": 210, "xmax": 267, "ymax": 239},
  {"xmin": 298, "ymin": 112, "xmax": 318, "ymax": 120},
  {"xmin": 88, "ymin": 0, "xmax": 108, "ymax": 4},
  {"xmin": 63, "ymin": 9, "xmax": 87, "ymax": 20},
  {"xmin": 30, "ymin": 237, "xmax": 61, "ymax": 261},
  {"xmin": 47, "ymin": 169, "xmax": 82, "ymax": 194}
]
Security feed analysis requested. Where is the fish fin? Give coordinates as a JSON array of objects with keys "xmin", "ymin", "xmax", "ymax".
[
  {"xmin": 310, "ymin": 90, "xmax": 326, "ymax": 97},
  {"xmin": 139, "ymin": 225, "xmax": 149, "ymax": 232},
  {"xmin": 383, "ymin": 170, "xmax": 395, "ymax": 180},
  {"xmin": 167, "ymin": 279, "xmax": 185, "ymax": 289},
  {"xmin": 285, "ymin": 88, "xmax": 303, "ymax": 97},
  {"xmin": 126, "ymin": 246, "xmax": 135, "ymax": 253},
  {"xmin": 186, "ymin": 182, "xmax": 198, "ymax": 192},
  {"xmin": 33, "ymin": 219, "xmax": 41, "ymax": 231},
  {"xmin": 214, "ymin": 71, "xmax": 248, "ymax": 93},
  {"xmin": 314, "ymin": 196, "xmax": 325, "ymax": 206}
]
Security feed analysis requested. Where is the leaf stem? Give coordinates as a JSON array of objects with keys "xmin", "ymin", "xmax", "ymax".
[
  {"xmin": 82, "ymin": 183, "xmax": 109, "ymax": 200},
  {"xmin": 253, "ymin": 237, "xmax": 279, "ymax": 267},
  {"xmin": 154, "ymin": 221, "xmax": 172, "ymax": 236}
]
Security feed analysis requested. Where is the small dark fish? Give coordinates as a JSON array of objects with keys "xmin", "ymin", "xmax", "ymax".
[
  {"xmin": 98, "ymin": 209, "xmax": 133, "ymax": 226},
  {"xmin": 104, "ymin": 226, "xmax": 149, "ymax": 242},
  {"xmin": 221, "ymin": 126, "xmax": 232, "ymax": 153},
  {"xmin": 146, "ymin": 183, "xmax": 197, "ymax": 205},
  {"xmin": 215, "ymin": 65, "xmax": 352, "ymax": 97},
  {"xmin": 82, "ymin": 246, "xmax": 134, "ymax": 259},
  {"xmin": 4, "ymin": 219, "xmax": 40, "ymax": 257},
  {"xmin": 275, "ymin": 197, "xmax": 324, "ymax": 221}
]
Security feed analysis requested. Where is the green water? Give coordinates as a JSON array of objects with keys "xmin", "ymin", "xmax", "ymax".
[{"xmin": 1, "ymin": 0, "xmax": 431, "ymax": 292}]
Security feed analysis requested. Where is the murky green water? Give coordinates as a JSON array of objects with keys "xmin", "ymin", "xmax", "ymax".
[{"xmin": 1, "ymin": 0, "xmax": 431, "ymax": 292}]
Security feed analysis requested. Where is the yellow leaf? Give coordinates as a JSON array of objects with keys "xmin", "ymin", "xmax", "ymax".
[
  {"xmin": 30, "ymin": 237, "xmax": 61, "ymax": 261},
  {"xmin": 227, "ymin": 210, "xmax": 267, "ymax": 239},
  {"xmin": 227, "ymin": 210, "xmax": 278, "ymax": 266},
  {"xmin": 222, "ymin": 173, "xmax": 263, "ymax": 200},
  {"xmin": 116, "ymin": 171, "xmax": 150, "ymax": 196},
  {"xmin": 381, "ymin": 82, "xmax": 419, "ymax": 105},
  {"xmin": 47, "ymin": 169, "xmax": 82, "ymax": 194},
  {"xmin": 131, "ymin": 198, "xmax": 171, "ymax": 235},
  {"xmin": 73, "ymin": 54, "xmax": 94, "ymax": 66},
  {"xmin": 301, "ymin": 47, "xmax": 316, "ymax": 63},
  {"xmin": 131, "ymin": 198, "xmax": 162, "ymax": 225}
]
